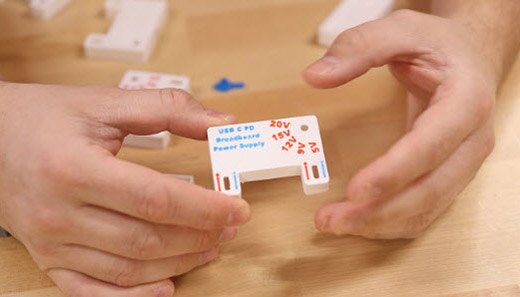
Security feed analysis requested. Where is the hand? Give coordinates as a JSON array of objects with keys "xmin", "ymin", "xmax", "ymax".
[
  {"xmin": 0, "ymin": 82, "xmax": 251, "ymax": 296},
  {"xmin": 304, "ymin": 10, "xmax": 496, "ymax": 239}
]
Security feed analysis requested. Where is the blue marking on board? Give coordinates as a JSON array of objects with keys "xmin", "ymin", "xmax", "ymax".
[
  {"xmin": 213, "ymin": 78, "xmax": 245, "ymax": 93},
  {"xmin": 233, "ymin": 172, "xmax": 239, "ymax": 190},
  {"xmin": 320, "ymin": 160, "xmax": 328, "ymax": 178}
]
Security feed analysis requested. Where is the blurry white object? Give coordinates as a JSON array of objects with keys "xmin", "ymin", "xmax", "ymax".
[
  {"xmin": 104, "ymin": 0, "xmax": 165, "ymax": 19},
  {"xmin": 318, "ymin": 0, "xmax": 394, "ymax": 47},
  {"xmin": 123, "ymin": 131, "xmax": 170, "ymax": 149},
  {"xmin": 29, "ymin": 0, "xmax": 73, "ymax": 20},
  {"xmin": 119, "ymin": 70, "xmax": 191, "ymax": 93},
  {"xmin": 84, "ymin": 0, "xmax": 168, "ymax": 62}
]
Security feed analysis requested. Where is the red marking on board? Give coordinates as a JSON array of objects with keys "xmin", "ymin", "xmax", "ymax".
[
  {"xmin": 309, "ymin": 142, "xmax": 320, "ymax": 153},
  {"xmin": 270, "ymin": 120, "xmax": 291, "ymax": 129},
  {"xmin": 304, "ymin": 162, "xmax": 310, "ymax": 180},
  {"xmin": 216, "ymin": 173, "xmax": 222, "ymax": 192},
  {"xmin": 272, "ymin": 130, "xmax": 291, "ymax": 141},
  {"xmin": 297, "ymin": 142, "xmax": 306, "ymax": 154},
  {"xmin": 282, "ymin": 136, "xmax": 297, "ymax": 151}
]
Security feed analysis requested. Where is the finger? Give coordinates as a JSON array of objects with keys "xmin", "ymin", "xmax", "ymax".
[
  {"xmin": 316, "ymin": 121, "xmax": 494, "ymax": 238},
  {"xmin": 68, "ymin": 205, "xmax": 237, "ymax": 260},
  {"xmin": 366, "ymin": 124, "xmax": 494, "ymax": 237},
  {"xmin": 74, "ymin": 152, "xmax": 250, "ymax": 229},
  {"xmin": 346, "ymin": 81, "xmax": 492, "ymax": 203},
  {"xmin": 99, "ymin": 88, "xmax": 235, "ymax": 140},
  {"xmin": 405, "ymin": 93, "xmax": 428, "ymax": 132},
  {"xmin": 388, "ymin": 64, "xmax": 432, "ymax": 132},
  {"xmin": 304, "ymin": 10, "xmax": 446, "ymax": 89},
  {"xmin": 48, "ymin": 269, "xmax": 175, "ymax": 297},
  {"xmin": 49, "ymin": 245, "xmax": 219, "ymax": 287}
]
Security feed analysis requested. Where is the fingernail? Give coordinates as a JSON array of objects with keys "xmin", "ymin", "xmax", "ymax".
[
  {"xmin": 306, "ymin": 56, "xmax": 341, "ymax": 76},
  {"xmin": 226, "ymin": 202, "xmax": 250, "ymax": 225},
  {"xmin": 199, "ymin": 248, "xmax": 219, "ymax": 265},
  {"xmin": 316, "ymin": 214, "xmax": 332, "ymax": 232},
  {"xmin": 218, "ymin": 227, "xmax": 238, "ymax": 243},
  {"xmin": 153, "ymin": 283, "xmax": 174, "ymax": 297},
  {"xmin": 205, "ymin": 109, "xmax": 236, "ymax": 123}
]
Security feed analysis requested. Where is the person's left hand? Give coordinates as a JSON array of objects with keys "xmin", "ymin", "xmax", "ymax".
[{"xmin": 303, "ymin": 10, "xmax": 496, "ymax": 239}]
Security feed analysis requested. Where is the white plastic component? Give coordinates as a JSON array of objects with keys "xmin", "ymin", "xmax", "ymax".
[
  {"xmin": 29, "ymin": 0, "xmax": 73, "ymax": 20},
  {"xmin": 208, "ymin": 116, "xmax": 330, "ymax": 197},
  {"xmin": 118, "ymin": 70, "xmax": 191, "ymax": 149},
  {"xmin": 84, "ymin": 0, "xmax": 168, "ymax": 62},
  {"xmin": 318, "ymin": 0, "xmax": 394, "ymax": 47},
  {"xmin": 105, "ymin": 0, "xmax": 164, "ymax": 19},
  {"xmin": 119, "ymin": 70, "xmax": 191, "ymax": 92},
  {"xmin": 171, "ymin": 174, "xmax": 195, "ymax": 184},
  {"xmin": 123, "ymin": 131, "xmax": 170, "ymax": 149},
  {"xmin": 104, "ymin": 0, "xmax": 121, "ymax": 18}
]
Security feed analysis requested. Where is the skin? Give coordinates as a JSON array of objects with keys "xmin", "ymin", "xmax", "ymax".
[
  {"xmin": 0, "ymin": 84, "xmax": 251, "ymax": 297},
  {"xmin": 304, "ymin": 1, "xmax": 520, "ymax": 239}
]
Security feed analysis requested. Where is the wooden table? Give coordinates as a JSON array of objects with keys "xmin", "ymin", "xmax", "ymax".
[{"xmin": 1, "ymin": 1, "xmax": 519, "ymax": 296}]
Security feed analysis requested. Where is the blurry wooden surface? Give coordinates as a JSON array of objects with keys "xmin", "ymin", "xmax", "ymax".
[{"xmin": 1, "ymin": 0, "xmax": 520, "ymax": 296}]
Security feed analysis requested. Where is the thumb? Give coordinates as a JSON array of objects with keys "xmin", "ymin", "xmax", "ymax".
[
  {"xmin": 304, "ymin": 10, "xmax": 430, "ymax": 89},
  {"xmin": 105, "ymin": 88, "xmax": 235, "ymax": 140}
]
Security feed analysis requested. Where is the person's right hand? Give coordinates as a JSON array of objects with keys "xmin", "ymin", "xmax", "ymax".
[{"xmin": 0, "ymin": 82, "xmax": 251, "ymax": 297}]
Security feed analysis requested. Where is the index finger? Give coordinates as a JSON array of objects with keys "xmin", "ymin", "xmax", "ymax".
[{"xmin": 74, "ymin": 153, "xmax": 251, "ymax": 230}]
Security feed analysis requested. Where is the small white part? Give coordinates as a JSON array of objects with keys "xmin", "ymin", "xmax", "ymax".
[
  {"xmin": 29, "ymin": 0, "xmax": 73, "ymax": 20},
  {"xmin": 208, "ymin": 116, "xmax": 330, "ymax": 197},
  {"xmin": 123, "ymin": 131, "xmax": 170, "ymax": 149},
  {"xmin": 318, "ymin": 0, "xmax": 394, "ymax": 47},
  {"xmin": 105, "ymin": 0, "xmax": 165, "ymax": 19},
  {"xmin": 104, "ymin": 0, "xmax": 121, "ymax": 18},
  {"xmin": 170, "ymin": 174, "xmax": 195, "ymax": 184},
  {"xmin": 119, "ymin": 70, "xmax": 191, "ymax": 93},
  {"xmin": 84, "ymin": 0, "xmax": 168, "ymax": 62}
]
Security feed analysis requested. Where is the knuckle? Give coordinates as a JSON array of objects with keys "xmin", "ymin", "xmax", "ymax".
[
  {"xmin": 198, "ymin": 206, "xmax": 217, "ymax": 229},
  {"xmin": 368, "ymin": 174, "xmax": 395, "ymax": 198},
  {"xmin": 336, "ymin": 26, "xmax": 370, "ymax": 51},
  {"xmin": 128, "ymin": 226, "xmax": 164, "ymax": 260},
  {"xmin": 32, "ymin": 207, "xmax": 68, "ymax": 236},
  {"xmin": 38, "ymin": 152, "xmax": 83, "ymax": 190},
  {"xmin": 389, "ymin": 9, "xmax": 419, "ymax": 22},
  {"xmin": 195, "ymin": 231, "xmax": 217, "ymax": 251},
  {"xmin": 172, "ymin": 255, "xmax": 197, "ymax": 276},
  {"xmin": 113, "ymin": 261, "xmax": 140, "ymax": 287},
  {"xmin": 159, "ymin": 88, "xmax": 199, "ymax": 112},
  {"xmin": 425, "ymin": 135, "xmax": 452, "ymax": 166},
  {"xmin": 31, "ymin": 239, "xmax": 59, "ymax": 259},
  {"xmin": 137, "ymin": 181, "xmax": 174, "ymax": 222},
  {"xmin": 405, "ymin": 212, "xmax": 434, "ymax": 238},
  {"xmin": 159, "ymin": 88, "xmax": 182, "ymax": 109}
]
